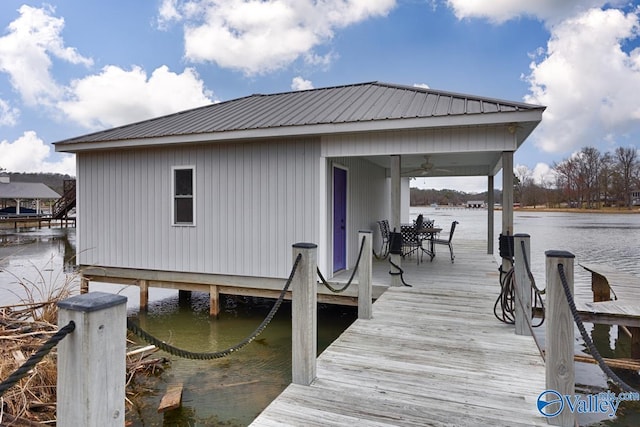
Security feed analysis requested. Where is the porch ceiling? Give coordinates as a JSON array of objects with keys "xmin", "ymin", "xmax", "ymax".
[{"xmin": 365, "ymin": 151, "xmax": 502, "ymax": 178}]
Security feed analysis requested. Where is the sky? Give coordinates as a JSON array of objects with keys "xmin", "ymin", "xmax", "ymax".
[{"xmin": 0, "ymin": 0, "xmax": 639, "ymax": 193}]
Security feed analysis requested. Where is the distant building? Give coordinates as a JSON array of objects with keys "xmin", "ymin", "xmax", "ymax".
[{"xmin": 0, "ymin": 173, "xmax": 60, "ymax": 215}]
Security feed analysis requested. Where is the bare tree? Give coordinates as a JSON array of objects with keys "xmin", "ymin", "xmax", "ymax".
[{"xmin": 613, "ymin": 146, "xmax": 638, "ymax": 209}]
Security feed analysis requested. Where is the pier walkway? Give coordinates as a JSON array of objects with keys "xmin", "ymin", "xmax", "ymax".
[{"xmin": 251, "ymin": 240, "xmax": 548, "ymax": 426}]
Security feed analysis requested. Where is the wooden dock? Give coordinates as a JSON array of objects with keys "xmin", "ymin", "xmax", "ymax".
[
  {"xmin": 251, "ymin": 240, "xmax": 548, "ymax": 426},
  {"xmin": 0, "ymin": 215, "xmax": 75, "ymax": 229}
]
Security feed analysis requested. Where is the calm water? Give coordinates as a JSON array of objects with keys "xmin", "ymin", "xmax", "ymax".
[{"xmin": 1, "ymin": 210, "xmax": 640, "ymax": 426}]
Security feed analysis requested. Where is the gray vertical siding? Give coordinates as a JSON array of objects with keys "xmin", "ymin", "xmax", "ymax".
[
  {"xmin": 321, "ymin": 127, "xmax": 514, "ymax": 156},
  {"xmin": 77, "ymin": 138, "xmax": 320, "ymax": 278}
]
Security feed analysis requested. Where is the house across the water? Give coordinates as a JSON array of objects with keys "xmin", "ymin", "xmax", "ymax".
[{"xmin": 54, "ymin": 81, "xmax": 545, "ymax": 314}]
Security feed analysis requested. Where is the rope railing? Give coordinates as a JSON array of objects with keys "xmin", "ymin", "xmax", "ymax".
[
  {"xmin": 317, "ymin": 235, "xmax": 366, "ymax": 293},
  {"xmin": 0, "ymin": 320, "xmax": 76, "ymax": 397},
  {"xmin": 557, "ymin": 263, "xmax": 638, "ymax": 393},
  {"xmin": 127, "ymin": 253, "xmax": 302, "ymax": 360}
]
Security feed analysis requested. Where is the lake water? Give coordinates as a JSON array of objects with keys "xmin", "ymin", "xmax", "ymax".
[{"xmin": 1, "ymin": 209, "xmax": 640, "ymax": 426}]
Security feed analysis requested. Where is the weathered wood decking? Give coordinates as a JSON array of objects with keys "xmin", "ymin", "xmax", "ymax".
[{"xmin": 251, "ymin": 240, "xmax": 548, "ymax": 426}]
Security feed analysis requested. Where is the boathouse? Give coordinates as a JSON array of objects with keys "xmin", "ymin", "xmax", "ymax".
[
  {"xmin": 0, "ymin": 173, "xmax": 61, "ymax": 216},
  {"xmin": 54, "ymin": 82, "xmax": 544, "ymax": 309}
]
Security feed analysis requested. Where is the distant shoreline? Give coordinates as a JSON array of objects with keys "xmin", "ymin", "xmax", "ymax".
[
  {"xmin": 415, "ymin": 206, "xmax": 640, "ymax": 214},
  {"xmin": 513, "ymin": 207, "xmax": 640, "ymax": 214}
]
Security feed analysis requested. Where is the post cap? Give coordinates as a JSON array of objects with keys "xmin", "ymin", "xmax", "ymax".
[
  {"xmin": 293, "ymin": 242, "xmax": 317, "ymax": 249},
  {"xmin": 58, "ymin": 291, "xmax": 127, "ymax": 312},
  {"xmin": 513, "ymin": 233, "xmax": 530, "ymax": 238},
  {"xmin": 545, "ymin": 250, "xmax": 575, "ymax": 259}
]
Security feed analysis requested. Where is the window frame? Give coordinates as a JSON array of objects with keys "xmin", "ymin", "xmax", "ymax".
[{"xmin": 171, "ymin": 165, "xmax": 196, "ymax": 227}]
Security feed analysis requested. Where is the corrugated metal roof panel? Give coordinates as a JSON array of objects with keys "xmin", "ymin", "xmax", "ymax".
[{"xmin": 54, "ymin": 81, "xmax": 545, "ymax": 146}]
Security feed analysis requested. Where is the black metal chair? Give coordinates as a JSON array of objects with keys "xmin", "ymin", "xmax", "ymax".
[
  {"xmin": 401, "ymin": 224, "xmax": 422, "ymax": 264},
  {"xmin": 433, "ymin": 220, "xmax": 459, "ymax": 263}
]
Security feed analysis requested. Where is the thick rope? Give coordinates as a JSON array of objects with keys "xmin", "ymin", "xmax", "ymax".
[
  {"xmin": 318, "ymin": 235, "xmax": 366, "ymax": 293},
  {"xmin": 0, "ymin": 321, "xmax": 76, "ymax": 397},
  {"xmin": 388, "ymin": 258, "xmax": 412, "ymax": 287},
  {"xmin": 494, "ymin": 243, "xmax": 544, "ymax": 327},
  {"xmin": 557, "ymin": 263, "xmax": 638, "ymax": 393},
  {"xmin": 127, "ymin": 253, "xmax": 302, "ymax": 360}
]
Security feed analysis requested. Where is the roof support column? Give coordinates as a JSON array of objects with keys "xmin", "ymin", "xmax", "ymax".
[
  {"xmin": 487, "ymin": 175, "xmax": 494, "ymax": 255},
  {"xmin": 390, "ymin": 155, "xmax": 402, "ymax": 287},
  {"xmin": 501, "ymin": 152, "xmax": 514, "ymax": 275},
  {"xmin": 15, "ymin": 198, "xmax": 21, "ymax": 215}
]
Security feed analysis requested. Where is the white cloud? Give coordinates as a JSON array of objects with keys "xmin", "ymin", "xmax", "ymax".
[
  {"xmin": 168, "ymin": 0, "xmax": 396, "ymax": 75},
  {"xmin": 413, "ymin": 83, "xmax": 430, "ymax": 89},
  {"xmin": 0, "ymin": 4, "xmax": 92, "ymax": 106},
  {"xmin": 523, "ymin": 7, "xmax": 640, "ymax": 154},
  {"xmin": 531, "ymin": 162, "xmax": 556, "ymax": 187},
  {"xmin": 445, "ymin": 0, "xmax": 626, "ymax": 25},
  {"xmin": 59, "ymin": 65, "xmax": 215, "ymax": 129},
  {"xmin": 291, "ymin": 76, "xmax": 314, "ymax": 91},
  {"xmin": 158, "ymin": 0, "xmax": 182, "ymax": 29},
  {"xmin": 0, "ymin": 131, "xmax": 75, "ymax": 175},
  {"xmin": 0, "ymin": 98, "xmax": 19, "ymax": 126}
]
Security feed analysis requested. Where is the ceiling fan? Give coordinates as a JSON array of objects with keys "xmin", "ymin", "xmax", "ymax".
[{"xmin": 402, "ymin": 156, "xmax": 451, "ymax": 176}]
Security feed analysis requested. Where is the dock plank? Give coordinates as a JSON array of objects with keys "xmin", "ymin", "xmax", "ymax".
[{"xmin": 251, "ymin": 241, "xmax": 547, "ymax": 426}]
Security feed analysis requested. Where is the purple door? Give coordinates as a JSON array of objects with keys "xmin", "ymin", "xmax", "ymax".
[{"xmin": 333, "ymin": 167, "xmax": 347, "ymax": 272}]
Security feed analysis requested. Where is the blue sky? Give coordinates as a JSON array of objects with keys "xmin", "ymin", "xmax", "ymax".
[{"xmin": 1, "ymin": 0, "xmax": 639, "ymax": 193}]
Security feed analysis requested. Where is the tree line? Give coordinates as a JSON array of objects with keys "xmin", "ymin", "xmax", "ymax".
[
  {"xmin": 516, "ymin": 146, "xmax": 639, "ymax": 209},
  {"xmin": 411, "ymin": 145, "xmax": 639, "ymax": 209}
]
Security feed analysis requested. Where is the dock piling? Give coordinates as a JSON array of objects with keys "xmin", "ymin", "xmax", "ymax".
[
  {"xmin": 358, "ymin": 231, "xmax": 373, "ymax": 320},
  {"xmin": 545, "ymin": 250, "xmax": 576, "ymax": 427},
  {"xmin": 513, "ymin": 234, "xmax": 531, "ymax": 336},
  {"xmin": 291, "ymin": 243, "xmax": 317, "ymax": 386},
  {"xmin": 57, "ymin": 292, "xmax": 127, "ymax": 426}
]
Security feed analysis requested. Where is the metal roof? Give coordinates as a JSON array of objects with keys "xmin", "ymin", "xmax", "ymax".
[
  {"xmin": 54, "ymin": 81, "xmax": 545, "ymax": 149},
  {"xmin": 0, "ymin": 182, "xmax": 61, "ymax": 199}
]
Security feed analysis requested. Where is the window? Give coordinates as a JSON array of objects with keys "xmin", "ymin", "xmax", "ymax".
[{"xmin": 172, "ymin": 166, "xmax": 195, "ymax": 225}]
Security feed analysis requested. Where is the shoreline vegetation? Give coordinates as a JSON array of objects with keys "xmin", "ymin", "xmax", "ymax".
[{"xmin": 414, "ymin": 205, "xmax": 640, "ymax": 214}]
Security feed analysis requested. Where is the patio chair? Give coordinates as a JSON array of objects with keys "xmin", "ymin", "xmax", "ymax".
[
  {"xmin": 401, "ymin": 224, "xmax": 422, "ymax": 264},
  {"xmin": 433, "ymin": 220, "xmax": 459, "ymax": 263},
  {"xmin": 375, "ymin": 220, "xmax": 390, "ymax": 259}
]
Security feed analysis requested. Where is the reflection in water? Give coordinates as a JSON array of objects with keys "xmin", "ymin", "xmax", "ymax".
[
  {"xmin": 127, "ymin": 293, "xmax": 355, "ymax": 426},
  {"xmin": 0, "ymin": 227, "xmax": 78, "ymax": 305}
]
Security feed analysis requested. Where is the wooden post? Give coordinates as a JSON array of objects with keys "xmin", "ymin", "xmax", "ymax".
[
  {"xmin": 139, "ymin": 279, "xmax": 148, "ymax": 311},
  {"xmin": 292, "ymin": 242, "xmax": 317, "ymax": 386},
  {"xmin": 590, "ymin": 272, "xmax": 610, "ymax": 302},
  {"xmin": 210, "ymin": 284, "xmax": 219, "ymax": 317},
  {"xmin": 358, "ymin": 231, "xmax": 373, "ymax": 320},
  {"xmin": 57, "ymin": 291, "xmax": 127, "ymax": 427},
  {"xmin": 501, "ymin": 152, "xmax": 514, "ymax": 294},
  {"xmin": 487, "ymin": 175, "xmax": 494, "ymax": 255},
  {"xmin": 80, "ymin": 276, "xmax": 89, "ymax": 294},
  {"xmin": 513, "ymin": 234, "xmax": 531, "ymax": 336},
  {"xmin": 545, "ymin": 250, "xmax": 575, "ymax": 427}
]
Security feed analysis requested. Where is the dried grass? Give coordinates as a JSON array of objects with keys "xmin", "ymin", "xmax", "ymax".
[{"xmin": 0, "ymin": 261, "xmax": 168, "ymax": 425}]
